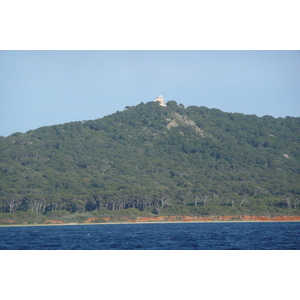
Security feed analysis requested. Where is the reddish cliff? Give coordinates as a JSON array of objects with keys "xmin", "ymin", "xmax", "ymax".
[
  {"xmin": 44, "ymin": 220, "xmax": 64, "ymax": 224},
  {"xmin": 110, "ymin": 215, "xmax": 300, "ymax": 223},
  {"xmin": 84, "ymin": 218, "xmax": 99, "ymax": 223},
  {"xmin": 1, "ymin": 219, "xmax": 15, "ymax": 223},
  {"xmin": 22, "ymin": 215, "xmax": 300, "ymax": 225},
  {"xmin": 243, "ymin": 215, "xmax": 300, "ymax": 222}
]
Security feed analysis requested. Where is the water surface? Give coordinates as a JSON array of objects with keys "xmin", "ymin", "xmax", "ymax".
[{"xmin": 1, "ymin": 222, "xmax": 299, "ymax": 250}]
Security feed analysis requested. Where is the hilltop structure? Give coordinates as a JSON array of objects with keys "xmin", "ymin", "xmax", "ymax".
[{"xmin": 154, "ymin": 95, "xmax": 166, "ymax": 107}]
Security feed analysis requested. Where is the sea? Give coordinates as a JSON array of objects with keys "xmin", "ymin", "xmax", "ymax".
[{"xmin": 0, "ymin": 221, "xmax": 299, "ymax": 250}]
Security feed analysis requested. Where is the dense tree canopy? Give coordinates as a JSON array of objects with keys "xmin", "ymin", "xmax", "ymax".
[{"xmin": 0, "ymin": 101, "xmax": 299, "ymax": 218}]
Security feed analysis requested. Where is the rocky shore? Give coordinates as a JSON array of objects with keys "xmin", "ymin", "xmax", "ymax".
[
  {"xmin": 1, "ymin": 215, "xmax": 300, "ymax": 226},
  {"xmin": 54, "ymin": 215, "xmax": 300, "ymax": 224}
]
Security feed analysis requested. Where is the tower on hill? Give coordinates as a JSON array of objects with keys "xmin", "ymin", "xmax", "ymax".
[{"xmin": 154, "ymin": 94, "xmax": 166, "ymax": 107}]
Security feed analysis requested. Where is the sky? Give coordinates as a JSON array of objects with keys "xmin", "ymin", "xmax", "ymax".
[{"xmin": 1, "ymin": 50, "xmax": 299, "ymax": 137}]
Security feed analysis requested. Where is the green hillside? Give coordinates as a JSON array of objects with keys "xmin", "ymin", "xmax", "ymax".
[{"xmin": 1, "ymin": 100, "xmax": 300, "ymax": 222}]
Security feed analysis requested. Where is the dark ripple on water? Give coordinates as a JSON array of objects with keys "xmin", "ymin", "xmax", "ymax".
[{"xmin": 0, "ymin": 222, "xmax": 300, "ymax": 250}]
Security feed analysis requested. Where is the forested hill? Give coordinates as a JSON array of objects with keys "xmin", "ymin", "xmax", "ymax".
[{"xmin": 1, "ymin": 101, "xmax": 300, "ymax": 218}]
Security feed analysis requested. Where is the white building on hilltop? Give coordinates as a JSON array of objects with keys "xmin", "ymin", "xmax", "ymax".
[{"xmin": 154, "ymin": 94, "xmax": 166, "ymax": 107}]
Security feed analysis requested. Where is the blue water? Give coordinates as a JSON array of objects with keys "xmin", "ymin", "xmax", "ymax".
[{"xmin": 0, "ymin": 222, "xmax": 299, "ymax": 250}]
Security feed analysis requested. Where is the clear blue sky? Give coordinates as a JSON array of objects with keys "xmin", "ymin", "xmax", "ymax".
[{"xmin": 1, "ymin": 50, "xmax": 299, "ymax": 137}]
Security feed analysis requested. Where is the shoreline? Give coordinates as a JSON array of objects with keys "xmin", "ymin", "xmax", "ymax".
[{"xmin": 1, "ymin": 218, "xmax": 300, "ymax": 227}]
